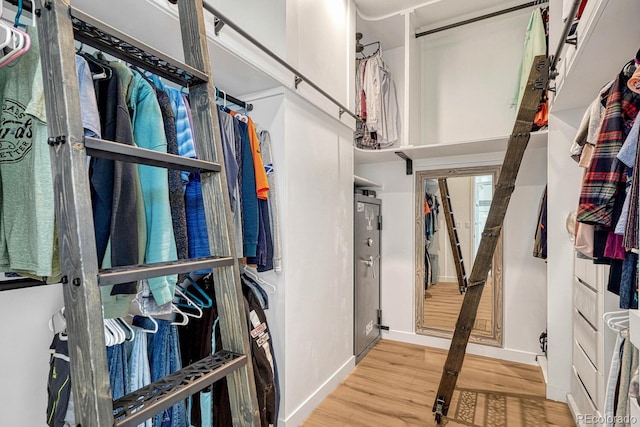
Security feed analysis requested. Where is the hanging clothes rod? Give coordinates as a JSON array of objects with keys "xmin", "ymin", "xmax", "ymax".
[
  {"xmin": 549, "ymin": 0, "xmax": 581, "ymax": 79},
  {"xmin": 202, "ymin": 1, "xmax": 359, "ymax": 121},
  {"xmin": 216, "ymin": 88, "xmax": 253, "ymax": 112},
  {"xmin": 415, "ymin": 0, "xmax": 548, "ymax": 38},
  {"xmin": 5, "ymin": 0, "xmax": 207, "ymax": 87}
]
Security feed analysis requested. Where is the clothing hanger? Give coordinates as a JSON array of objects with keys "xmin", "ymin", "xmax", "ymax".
[
  {"xmin": 133, "ymin": 313, "xmax": 159, "ymax": 334},
  {"xmin": 49, "ymin": 306, "xmax": 67, "ymax": 334},
  {"xmin": 173, "ymin": 287, "xmax": 204, "ymax": 319},
  {"xmin": 116, "ymin": 317, "xmax": 135, "ymax": 342},
  {"xmin": 241, "ymin": 265, "xmax": 276, "ymax": 294},
  {"xmin": 0, "ymin": 2, "xmax": 29, "ymax": 68},
  {"xmin": 79, "ymin": 51, "xmax": 112, "ymax": 80},
  {"xmin": 178, "ymin": 274, "xmax": 213, "ymax": 309},
  {"xmin": 170, "ymin": 303, "xmax": 190, "ymax": 326}
]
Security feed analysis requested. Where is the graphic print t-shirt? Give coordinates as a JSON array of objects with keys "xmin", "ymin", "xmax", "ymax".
[{"xmin": 0, "ymin": 25, "xmax": 56, "ymax": 278}]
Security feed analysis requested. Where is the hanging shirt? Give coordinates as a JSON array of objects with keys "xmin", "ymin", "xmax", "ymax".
[
  {"xmin": 110, "ymin": 63, "xmax": 178, "ymax": 306},
  {"xmin": 259, "ymin": 130, "xmax": 282, "ymax": 272},
  {"xmin": 578, "ymin": 72, "xmax": 640, "ymax": 227},
  {"xmin": 156, "ymin": 88, "xmax": 189, "ymax": 267},
  {"xmin": 513, "ymin": 8, "xmax": 546, "ymax": 110},
  {"xmin": 231, "ymin": 112, "xmax": 269, "ymax": 200},
  {"xmin": 0, "ymin": 25, "xmax": 57, "ymax": 279},
  {"xmin": 363, "ymin": 54, "xmax": 383, "ymax": 133},
  {"xmin": 90, "ymin": 61, "xmax": 143, "ymax": 316},
  {"xmin": 236, "ymin": 119, "xmax": 259, "ymax": 257}
]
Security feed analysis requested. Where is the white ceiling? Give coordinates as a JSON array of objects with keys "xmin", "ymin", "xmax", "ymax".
[
  {"xmin": 355, "ymin": 0, "xmax": 531, "ymax": 22},
  {"xmin": 355, "ymin": 0, "xmax": 537, "ymax": 51}
]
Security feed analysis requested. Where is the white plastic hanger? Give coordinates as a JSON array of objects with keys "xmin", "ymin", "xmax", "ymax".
[
  {"xmin": 604, "ymin": 310, "xmax": 629, "ymax": 333},
  {"xmin": 174, "ymin": 287, "xmax": 203, "ymax": 319},
  {"xmin": 241, "ymin": 265, "xmax": 276, "ymax": 294},
  {"xmin": 170, "ymin": 304, "xmax": 190, "ymax": 326}
]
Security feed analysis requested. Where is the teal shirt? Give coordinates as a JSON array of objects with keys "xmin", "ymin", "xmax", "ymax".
[{"xmin": 110, "ymin": 63, "xmax": 178, "ymax": 306}]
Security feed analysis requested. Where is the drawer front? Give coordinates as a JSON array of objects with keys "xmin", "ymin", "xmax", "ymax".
[
  {"xmin": 571, "ymin": 367, "xmax": 597, "ymax": 422},
  {"xmin": 574, "ymin": 278, "xmax": 598, "ymax": 327},
  {"xmin": 573, "ymin": 339, "xmax": 598, "ymax": 404},
  {"xmin": 574, "ymin": 309, "xmax": 597, "ymax": 366},
  {"xmin": 575, "ymin": 255, "xmax": 598, "ymax": 291}
]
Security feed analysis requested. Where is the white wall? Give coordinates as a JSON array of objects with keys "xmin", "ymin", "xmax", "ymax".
[
  {"xmin": 0, "ymin": 284, "xmax": 64, "ymax": 427},
  {"xmin": 281, "ymin": 92, "xmax": 355, "ymax": 426},
  {"xmin": 419, "ymin": 10, "xmax": 531, "ymax": 145},
  {"xmin": 286, "ymin": 0, "xmax": 353, "ymax": 108},
  {"xmin": 206, "ymin": 0, "xmax": 287, "ymax": 57},
  {"xmin": 546, "ymin": 110, "xmax": 585, "ymax": 400},
  {"xmin": 356, "ymin": 144, "xmax": 548, "ymax": 363}
]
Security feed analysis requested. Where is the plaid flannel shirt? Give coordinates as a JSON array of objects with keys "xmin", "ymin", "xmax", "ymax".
[{"xmin": 577, "ymin": 72, "xmax": 640, "ymax": 227}]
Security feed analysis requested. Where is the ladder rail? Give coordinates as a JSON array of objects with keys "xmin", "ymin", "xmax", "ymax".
[
  {"xmin": 178, "ymin": 0, "xmax": 261, "ymax": 424},
  {"xmin": 437, "ymin": 178, "xmax": 468, "ymax": 294},
  {"xmin": 37, "ymin": 0, "xmax": 261, "ymax": 424},
  {"xmin": 432, "ymin": 55, "xmax": 548, "ymax": 421},
  {"xmin": 36, "ymin": 1, "xmax": 114, "ymax": 424}
]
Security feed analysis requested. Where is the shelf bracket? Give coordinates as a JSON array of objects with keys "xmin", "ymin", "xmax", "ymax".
[
  {"xmin": 214, "ymin": 18, "xmax": 225, "ymax": 36},
  {"xmin": 339, "ymin": 108, "xmax": 345, "ymax": 118},
  {"xmin": 394, "ymin": 151, "xmax": 413, "ymax": 175},
  {"xmin": 294, "ymin": 76, "xmax": 303, "ymax": 89}
]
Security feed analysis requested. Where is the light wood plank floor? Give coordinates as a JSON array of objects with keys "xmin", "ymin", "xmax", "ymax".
[
  {"xmin": 302, "ymin": 340, "xmax": 574, "ymax": 427},
  {"xmin": 424, "ymin": 280, "xmax": 493, "ymax": 334}
]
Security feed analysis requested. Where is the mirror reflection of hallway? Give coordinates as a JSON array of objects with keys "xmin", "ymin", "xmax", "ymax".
[{"xmin": 416, "ymin": 167, "xmax": 503, "ymax": 346}]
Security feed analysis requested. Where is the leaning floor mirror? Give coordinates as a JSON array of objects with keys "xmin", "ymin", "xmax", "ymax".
[{"xmin": 415, "ymin": 166, "xmax": 503, "ymax": 346}]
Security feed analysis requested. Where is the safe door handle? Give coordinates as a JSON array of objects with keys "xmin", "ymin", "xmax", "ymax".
[{"xmin": 362, "ymin": 255, "xmax": 381, "ymax": 278}]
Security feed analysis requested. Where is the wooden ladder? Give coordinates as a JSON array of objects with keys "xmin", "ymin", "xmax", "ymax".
[
  {"xmin": 35, "ymin": 0, "xmax": 260, "ymax": 425},
  {"xmin": 432, "ymin": 55, "xmax": 548, "ymax": 423},
  {"xmin": 438, "ymin": 178, "xmax": 468, "ymax": 294}
]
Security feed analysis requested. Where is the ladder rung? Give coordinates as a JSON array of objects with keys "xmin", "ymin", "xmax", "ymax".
[
  {"xmin": 70, "ymin": 7, "xmax": 208, "ymax": 87},
  {"xmin": 85, "ymin": 137, "xmax": 221, "ymax": 173},
  {"xmin": 98, "ymin": 256, "xmax": 234, "ymax": 286},
  {"xmin": 113, "ymin": 351, "xmax": 246, "ymax": 427}
]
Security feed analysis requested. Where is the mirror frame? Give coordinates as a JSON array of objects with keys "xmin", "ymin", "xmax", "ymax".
[{"xmin": 414, "ymin": 165, "xmax": 503, "ymax": 347}]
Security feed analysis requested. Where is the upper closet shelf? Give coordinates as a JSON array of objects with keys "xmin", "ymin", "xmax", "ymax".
[
  {"xmin": 354, "ymin": 130, "xmax": 548, "ymax": 165},
  {"xmin": 552, "ymin": 0, "xmax": 640, "ymax": 112},
  {"xmin": 354, "ymin": 175, "xmax": 382, "ymax": 188}
]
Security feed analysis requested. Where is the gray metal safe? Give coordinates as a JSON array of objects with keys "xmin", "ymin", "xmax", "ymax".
[{"xmin": 354, "ymin": 194, "xmax": 383, "ymax": 362}]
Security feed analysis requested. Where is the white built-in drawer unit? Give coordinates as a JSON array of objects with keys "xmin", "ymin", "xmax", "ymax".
[{"xmin": 569, "ymin": 252, "xmax": 616, "ymax": 423}]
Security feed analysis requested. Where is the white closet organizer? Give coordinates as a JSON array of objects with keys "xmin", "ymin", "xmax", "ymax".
[
  {"xmin": 568, "ymin": 254, "xmax": 616, "ymax": 423},
  {"xmin": 546, "ymin": 0, "xmax": 640, "ymax": 410}
]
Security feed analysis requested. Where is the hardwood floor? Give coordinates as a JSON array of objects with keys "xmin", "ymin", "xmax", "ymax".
[
  {"xmin": 302, "ymin": 340, "xmax": 574, "ymax": 427},
  {"xmin": 424, "ymin": 279, "xmax": 493, "ymax": 334}
]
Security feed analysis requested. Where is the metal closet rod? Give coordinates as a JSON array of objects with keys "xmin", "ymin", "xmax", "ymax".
[
  {"xmin": 217, "ymin": 88, "xmax": 253, "ymax": 112},
  {"xmin": 201, "ymin": 1, "xmax": 359, "ymax": 121},
  {"xmin": 416, "ymin": 0, "xmax": 548, "ymax": 38},
  {"xmin": 550, "ymin": 0, "xmax": 581, "ymax": 78}
]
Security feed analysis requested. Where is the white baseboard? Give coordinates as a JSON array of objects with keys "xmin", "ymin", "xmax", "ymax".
[
  {"xmin": 382, "ymin": 329, "xmax": 539, "ymax": 365},
  {"xmin": 547, "ymin": 383, "xmax": 570, "ymax": 402},
  {"xmin": 279, "ymin": 356, "xmax": 355, "ymax": 427},
  {"xmin": 566, "ymin": 393, "xmax": 582, "ymax": 426},
  {"xmin": 536, "ymin": 354, "xmax": 548, "ymax": 385}
]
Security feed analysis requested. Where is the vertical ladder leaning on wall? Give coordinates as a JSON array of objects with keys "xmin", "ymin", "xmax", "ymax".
[
  {"xmin": 432, "ymin": 55, "xmax": 548, "ymax": 423},
  {"xmin": 437, "ymin": 178, "xmax": 468, "ymax": 294},
  {"xmin": 34, "ymin": 0, "xmax": 260, "ymax": 425}
]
